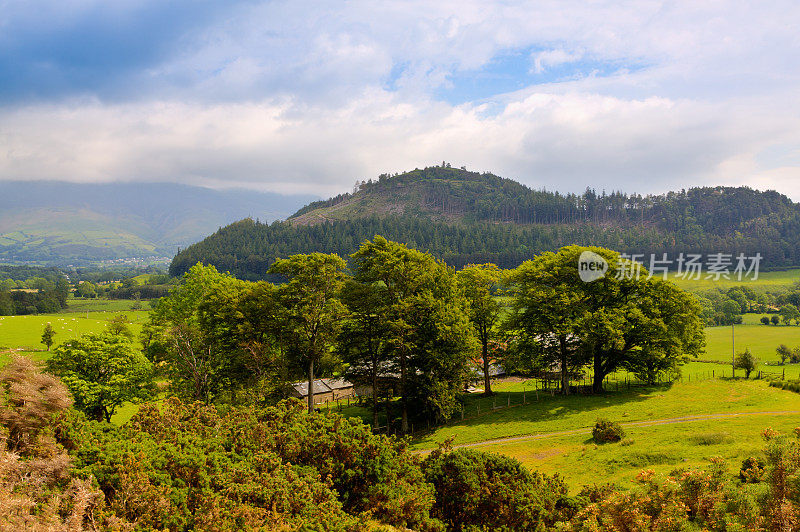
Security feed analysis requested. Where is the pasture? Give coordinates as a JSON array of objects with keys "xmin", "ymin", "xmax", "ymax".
[
  {"xmin": 669, "ymin": 267, "xmax": 800, "ymax": 292},
  {"xmin": 0, "ymin": 298, "xmax": 148, "ymax": 364},
  {"xmin": 412, "ymin": 378, "xmax": 800, "ymax": 490}
]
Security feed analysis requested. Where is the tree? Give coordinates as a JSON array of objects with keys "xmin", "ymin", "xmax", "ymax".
[
  {"xmin": 75, "ymin": 281, "xmax": 97, "ymax": 298},
  {"xmin": 46, "ymin": 332, "xmax": 155, "ymax": 422},
  {"xmin": 761, "ymin": 316, "xmax": 771, "ymax": 325},
  {"xmin": 146, "ymin": 263, "xmax": 250, "ymax": 403},
  {"xmin": 339, "ymin": 279, "xmax": 392, "ymax": 429},
  {"xmin": 506, "ymin": 246, "xmax": 704, "ymax": 392},
  {"xmin": 777, "ymin": 344, "xmax": 792, "ymax": 365},
  {"xmin": 268, "ymin": 253, "xmax": 347, "ymax": 413},
  {"xmin": 106, "ymin": 314, "xmax": 133, "ymax": 338},
  {"xmin": 772, "ymin": 315, "xmax": 781, "ymax": 325},
  {"xmin": 505, "ymin": 253, "xmax": 589, "ymax": 394},
  {"xmin": 233, "ymin": 281, "xmax": 298, "ymax": 402},
  {"xmin": 781, "ymin": 304, "xmax": 800, "ymax": 325},
  {"xmin": 351, "ymin": 236, "xmax": 476, "ymax": 431},
  {"xmin": 735, "ymin": 349, "xmax": 757, "ymax": 379},
  {"xmin": 40, "ymin": 322, "xmax": 56, "ymax": 351},
  {"xmin": 456, "ymin": 264, "xmax": 506, "ymax": 396}
]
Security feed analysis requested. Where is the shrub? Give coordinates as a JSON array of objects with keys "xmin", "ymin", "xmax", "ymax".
[
  {"xmin": 70, "ymin": 398, "xmax": 439, "ymax": 531},
  {"xmin": 422, "ymin": 447, "xmax": 567, "ymax": 531},
  {"xmin": 739, "ymin": 456, "xmax": 766, "ymax": 483},
  {"xmin": 735, "ymin": 348, "xmax": 757, "ymax": 378},
  {"xmin": 592, "ymin": 419, "xmax": 625, "ymax": 443}
]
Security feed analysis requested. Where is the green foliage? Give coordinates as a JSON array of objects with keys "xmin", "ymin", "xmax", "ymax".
[
  {"xmin": 782, "ymin": 303, "xmax": 800, "ymax": 325},
  {"xmin": 351, "ymin": 236, "xmax": 477, "ymax": 430},
  {"xmin": 40, "ymin": 322, "xmax": 56, "ymax": 351},
  {"xmin": 147, "ymin": 263, "xmax": 253, "ymax": 402},
  {"xmin": 592, "ymin": 419, "xmax": 625, "ymax": 444},
  {"xmin": 506, "ymin": 246, "xmax": 705, "ymax": 391},
  {"xmin": 269, "ymin": 253, "xmax": 348, "ymax": 413},
  {"xmin": 339, "ymin": 278, "xmax": 394, "ymax": 428},
  {"xmin": 422, "ymin": 446, "xmax": 567, "ymax": 531},
  {"xmin": 735, "ymin": 348, "xmax": 758, "ymax": 378},
  {"xmin": 75, "ymin": 281, "xmax": 97, "ymax": 298},
  {"xmin": 69, "ymin": 398, "xmax": 439, "ymax": 531},
  {"xmin": 171, "ymin": 167, "xmax": 800, "ymax": 279},
  {"xmin": 456, "ymin": 264, "xmax": 507, "ymax": 395},
  {"xmin": 777, "ymin": 343, "xmax": 792, "ymax": 364},
  {"xmin": 46, "ymin": 332, "xmax": 155, "ymax": 422},
  {"xmin": 739, "ymin": 456, "xmax": 766, "ymax": 483}
]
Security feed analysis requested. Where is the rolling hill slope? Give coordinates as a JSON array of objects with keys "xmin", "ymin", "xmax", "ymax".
[
  {"xmin": 170, "ymin": 166, "xmax": 800, "ymax": 279},
  {"xmin": 0, "ymin": 181, "xmax": 315, "ymax": 265}
]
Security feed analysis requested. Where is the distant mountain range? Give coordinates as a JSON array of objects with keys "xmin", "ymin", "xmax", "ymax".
[
  {"xmin": 0, "ymin": 181, "xmax": 316, "ymax": 265},
  {"xmin": 170, "ymin": 166, "xmax": 800, "ymax": 279}
]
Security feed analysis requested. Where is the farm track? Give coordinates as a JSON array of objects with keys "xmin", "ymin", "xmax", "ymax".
[{"xmin": 416, "ymin": 410, "xmax": 800, "ymax": 453}]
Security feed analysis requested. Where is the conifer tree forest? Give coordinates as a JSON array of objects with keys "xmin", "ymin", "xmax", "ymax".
[{"xmin": 170, "ymin": 166, "xmax": 800, "ymax": 280}]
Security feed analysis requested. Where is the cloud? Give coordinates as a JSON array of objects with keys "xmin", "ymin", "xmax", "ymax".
[
  {"xmin": 531, "ymin": 49, "xmax": 584, "ymax": 74},
  {"xmin": 1, "ymin": 1, "xmax": 800, "ymax": 200},
  {"xmin": 3, "ymin": 88, "xmax": 796, "ymax": 199}
]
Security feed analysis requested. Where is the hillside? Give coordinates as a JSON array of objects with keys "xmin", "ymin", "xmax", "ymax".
[
  {"xmin": 0, "ymin": 181, "xmax": 315, "ymax": 265},
  {"xmin": 170, "ymin": 166, "xmax": 800, "ymax": 279}
]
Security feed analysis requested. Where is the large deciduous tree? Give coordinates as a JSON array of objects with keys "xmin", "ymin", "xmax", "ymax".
[
  {"xmin": 146, "ymin": 263, "xmax": 249, "ymax": 403},
  {"xmin": 46, "ymin": 332, "xmax": 154, "ymax": 422},
  {"xmin": 339, "ymin": 279, "xmax": 392, "ymax": 429},
  {"xmin": 506, "ymin": 246, "xmax": 705, "ymax": 393},
  {"xmin": 351, "ymin": 236, "xmax": 476, "ymax": 431},
  {"xmin": 505, "ymin": 252, "xmax": 589, "ymax": 395},
  {"xmin": 268, "ymin": 253, "xmax": 347, "ymax": 413},
  {"xmin": 456, "ymin": 264, "xmax": 507, "ymax": 396}
]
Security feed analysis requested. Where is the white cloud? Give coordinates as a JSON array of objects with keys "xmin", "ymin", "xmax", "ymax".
[
  {"xmin": 3, "ymin": 86, "xmax": 799, "ymax": 198},
  {"xmin": 2, "ymin": 1, "xmax": 800, "ymax": 200},
  {"xmin": 531, "ymin": 49, "xmax": 584, "ymax": 74}
]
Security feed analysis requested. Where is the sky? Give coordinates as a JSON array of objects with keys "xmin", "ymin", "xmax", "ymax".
[{"xmin": 1, "ymin": 1, "xmax": 799, "ymax": 199}]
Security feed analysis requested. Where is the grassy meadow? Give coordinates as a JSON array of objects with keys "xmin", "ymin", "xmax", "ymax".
[
  {"xmin": 412, "ymin": 378, "xmax": 800, "ymax": 490},
  {"xmin": 669, "ymin": 267, "xmax": 800, "ymax": 292}
]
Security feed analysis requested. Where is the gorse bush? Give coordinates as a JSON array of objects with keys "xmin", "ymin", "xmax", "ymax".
[
  {"xmin": 739, "ymin": 456, "xmax": 766, "ymax": 483},
  {"xmin": 592, "ymin": 419, "xmax": 625, "ymax": 443},
  {"xmin": 68, "ymin": 398, "xmax": 441, "ymax": 531},
  {"xmin": 422, "ymin": 446, "xmax": 568, "ymax": 531}
]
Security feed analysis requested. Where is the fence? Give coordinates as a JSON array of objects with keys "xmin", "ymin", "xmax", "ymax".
[{"xmin": 366, "ymin": 365, "xmax": 791, "ymax": 436}]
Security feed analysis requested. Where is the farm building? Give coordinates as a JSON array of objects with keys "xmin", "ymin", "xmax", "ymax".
[
  {"xmin": 288, "ymin": 379, "xmax": 334, "ymax": 404},
  {"xmin": 325, "ymin": 378, "xmax": 356, "ymax": 400},
  {"xmin": 288, "ymin": 378, "xmax": 356, "ymax": 403}
]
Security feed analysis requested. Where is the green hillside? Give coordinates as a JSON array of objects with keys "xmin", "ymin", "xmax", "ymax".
[
  {"xmin": 170, "ymin": 165, "xmax": 800, "ymax": 279},
  {"xmin": 0, "ymin": 181, "xmax": 315, "ymax": 265}
]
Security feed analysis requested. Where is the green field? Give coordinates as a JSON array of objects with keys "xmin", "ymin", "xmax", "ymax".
[
  {"xmin": 0, "ymin": 310, "xmax": 148, "ymax": 363},
  {"xmin": 412, "ymin": 378, "xmax": 800, "ymax": 490},
  {"xmin": 669, "ymin": 267, "xmax": 800, "ymax": 292}
]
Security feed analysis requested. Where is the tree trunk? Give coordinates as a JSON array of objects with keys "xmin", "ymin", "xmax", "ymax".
[
  {"xmin": 482, "ymin": 337, "xmax": 492, "ymax": 396},
  {"xmin": 559, "ymin": 335, "xmax": 569, "ymax": 396},
  {"xmin": 307, "ymin": 358, "xmax": 315, "ymax": 414},
  {"xmin": 372, "ymin": 365, "xmax": 379, "ymax": 430},
  {"xmin": 400, "ymin": 350, "xmax": 408, "ymax": 433},
  {"xmin": 592, "ymin": 347, "xmax": 604, "ymax": 394}
]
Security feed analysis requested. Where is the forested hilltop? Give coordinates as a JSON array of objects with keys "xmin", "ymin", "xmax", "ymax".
[{"xmin": 170, "ymin": 165, "xmax": 800, "ymax": 279}]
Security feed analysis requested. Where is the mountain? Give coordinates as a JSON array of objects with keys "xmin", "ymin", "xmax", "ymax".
[
  {"xmin": 0, "ymin": 181, "xmax": 316, "ymax": 265},
  {"xmin": 170, "ymin": 166, "xmax": 800, "ymax": 279}
]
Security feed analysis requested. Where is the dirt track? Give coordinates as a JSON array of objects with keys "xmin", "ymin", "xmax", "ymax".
[{"xmin": 415, "ymin": 410, "xmax": 800, "ymax": 453}]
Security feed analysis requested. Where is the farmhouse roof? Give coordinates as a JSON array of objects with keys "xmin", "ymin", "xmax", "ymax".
[
  {"xmin": 322, "ymin": 378, "xmax": 353, "ymax": 390},
  {"xmin": 290, "ymin": 379, "xmax": 333, "ymax": 396}
]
